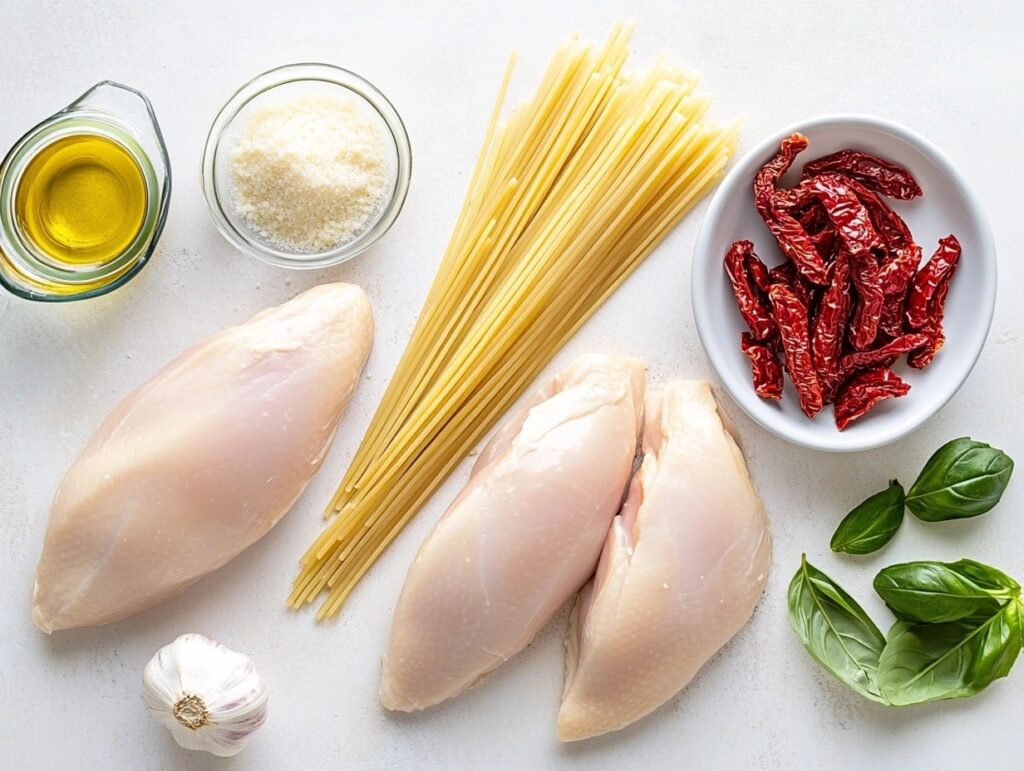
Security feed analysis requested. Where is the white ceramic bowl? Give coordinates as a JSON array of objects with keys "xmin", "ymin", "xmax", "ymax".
[{"xmin": 692, "ymin": 114, "xmax": 996, "ymax": 452}]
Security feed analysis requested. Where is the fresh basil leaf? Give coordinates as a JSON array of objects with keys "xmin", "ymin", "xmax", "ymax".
[
  {"xmin": 831, "ymin": 480, "xmax": 905, "ymax": 555},
  {"xmin": 788, "ymin": 555, "xmax": 888, "ymax": 703},
  {"xmin": 906, "ymin": 437, "xmax": 1014, "ymax": 522},
  {"xmin": 874, "ymin": 560, "xmax": 1019, "ymax": 623},
  {"xmin": 878, "ymin": 599, "xmax": 1023, "ymax": 706}
]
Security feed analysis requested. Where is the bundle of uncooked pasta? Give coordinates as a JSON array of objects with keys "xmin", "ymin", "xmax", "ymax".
[{"xmin": 290, "ymin": 23, "xmax": 740, "ymax": 618}]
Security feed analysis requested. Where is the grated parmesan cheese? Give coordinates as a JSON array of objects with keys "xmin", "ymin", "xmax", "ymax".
[{"xmin": 229, "ymin": 93, "xmax": 390, "ymax": 253}]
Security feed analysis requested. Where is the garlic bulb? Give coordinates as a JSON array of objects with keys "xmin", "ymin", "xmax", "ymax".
[{"xmin": 143, "ymin": 633, "xmax": 268, "ymax": 757}]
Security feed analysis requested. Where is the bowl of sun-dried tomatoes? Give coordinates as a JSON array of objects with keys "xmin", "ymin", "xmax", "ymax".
[{"xmin": 692, "ymin": 114, "xmax": 996, "ymax": 451}]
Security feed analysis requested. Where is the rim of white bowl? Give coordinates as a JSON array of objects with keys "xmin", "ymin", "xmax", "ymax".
[{"xmin": 692, "ymin": 113, "xmax": 997, "ymax": 452}]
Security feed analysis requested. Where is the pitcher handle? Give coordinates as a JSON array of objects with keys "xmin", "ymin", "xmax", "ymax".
[{"xmin": 63, "ymin": 81, "xmax": 171, "ymax": 180}]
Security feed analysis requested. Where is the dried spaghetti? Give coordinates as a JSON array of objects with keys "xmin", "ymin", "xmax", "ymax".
[{"xmin": 290, "ymin": 24, "xmax": 740, "ymax": 618}]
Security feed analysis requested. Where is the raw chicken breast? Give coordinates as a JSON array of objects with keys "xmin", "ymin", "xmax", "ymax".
[
  {"xmin": 32, "ymin": 283, "xmax": 373, "ymax": 633},
  {"xmin": 557, "ymin": 380, "xmax": 771, "ymax": 741},
  {"xmin": 380, "ymin": 355, "xmax": 645, "ymax": 711}
]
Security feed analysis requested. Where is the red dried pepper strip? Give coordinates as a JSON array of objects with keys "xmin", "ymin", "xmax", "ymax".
[
  {"xmin": 769, "ymin": 284, "xmax": 823, "ymax": 417},
  {"xmin": 797, "ymin": 203, "xmax": 829, "ymax": 234},
  {"xmin": 754, "ymin": 135, "xmax": 830, "ymax": 285},
  {"xmin": 776, "ymin": 182, "xmax": 813, "ymax": 211},
  {"xmin": 808, "ymin": 226, "xmax": 837, "ymax": 260},
  {"xmin": 741, "ymin": 333, "xmax": 784, "ymax": 400},
  {"xmin": 800, "ymin": 175, "xmax": 885, "ymax": 351},
  {"xmin": 907, "ymin": 282, "xmax": 950, "ymax": 369},
  {"xmin": 724, "ymin": 240, "xmax": 776, "ymax": 341},
  {"xmin": 782, "ymin": 175, "xmax": 911, "ymax": 253},
  {"xmin": 784, "ymin": 199, "xmax": 837, "ymax": 260},
  {"xmin": 908, "ymin": 340, "xmax": 943, "ymax": 369},
  {"xmin": 745, "ymin": 248, "xmax": 773, "ymax": 295},
  {"xmin": 811, "ymin": 253, "xmax": 852, "ymax": 402},
  {"xmin": 847, "ymin": 250, "xmax": 885, "ymax": 351},
  {"xmin": 879, "ymin": 292, "xmax": 908, "ymax": 339},
  {"xmin": 754, "ymin": 134, "xmax": 809, "ymax": 216},
  {"xmin": 834, "ymin": 367, "xmax": 911, "ymax": 430},
  {"xmin": 879, "ymin": 242, "xmax": 922, "ymax": 296},
  {"xmin": 769, "ymin": 261, "xmax": 816, "ymax": 310},
  {"xmin": 808, "ymin": 173, "xmax": 885, "ymax": 258},
  {"xmin": 763, "ymin": 206, "xmax": 831, "ymax": 284},
  {"xmin": 906, "ymin": 235, "xmax": 961, "ymax": 330},
  {"xmin": 803, "ymin": 149, "xmax": 923, "ymax": 200},
  {"xmin": 839, "ymin": 332, "xmax": 931, "ymax": 372},
  {"xmin": 844, "ymin": 177, "xmax": 912, "ymax": 251},
  {"xmin": 908, "ymin": 247, "xmax": 959, "ymax": 368}
]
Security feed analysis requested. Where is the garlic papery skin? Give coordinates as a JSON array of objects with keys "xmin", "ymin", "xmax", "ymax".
[{"xmin": 143, "ymin": 633, "xmax": 268, "ymax": 757}]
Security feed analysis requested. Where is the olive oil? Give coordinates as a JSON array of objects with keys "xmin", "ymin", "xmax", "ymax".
[{"xmin": 14, "ymin": 134, "xmax": 147, "ymax": 267}]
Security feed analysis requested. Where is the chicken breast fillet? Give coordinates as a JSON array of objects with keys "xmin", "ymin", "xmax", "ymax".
[
  {"xmin": 557, "ymin": 380, "xmax": 771, "ymax": 741},
  {"xmin": 32, "ymin": 283, "xmax": 373, "ymax": 633},
  {"xmin": 380, "ymin": 355, "xmax": 645, "ymax": 712}
]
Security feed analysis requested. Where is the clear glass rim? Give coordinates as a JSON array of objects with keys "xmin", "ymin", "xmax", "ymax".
[{"xmin": 201, "ymin": 63, "xmax": 412, "ymax": 270}]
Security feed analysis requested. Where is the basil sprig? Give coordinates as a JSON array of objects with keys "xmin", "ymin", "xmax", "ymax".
[
  {"xmin": 874, "ymin": 560, "xmax": 1019, "ymax": 623},
  {"xmin": 828, "ymin": 438, "xmax": 1013, "ymax": 553},
  {"xmin": 787, "ymin": 556, "xmax": 886, "ymax": 702},
  {"xmin": 787, "ymin": 558, "xmax": 1024, "ymax": 707},
  {"xmin": 878, "ymin": 602, "xmax": 1022, "ymax": 706},
  {"xmin": 906, "ymin": 438, "xmax": 1014, "ymax": 522},
  {"xmin": 830, "ymin": 480, "xmax": 905, "ymax": 555}
]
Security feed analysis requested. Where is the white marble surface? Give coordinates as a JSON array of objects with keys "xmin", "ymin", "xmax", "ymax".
[{"xmin": 1, "ymin": 1, "xmax": 1021, "ymax": 769}]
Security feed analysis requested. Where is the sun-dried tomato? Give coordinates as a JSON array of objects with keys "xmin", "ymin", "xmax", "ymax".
[
  {"xmin": 907, "ymin": 239, "xmax": 960, "ymax": 368},
  {"xmin": 808, "ymin": 226, "xmax": 838, "ymax": 260},
  {"xmin": 808, "ymin": 173, "xmax": 885, "ymax": 258},
  {"xmin": 741, "ymin": 333, "xmax": 784, "ymax": 400},
  {"xmin": 879, "ymin": 242, "xmax": 922, "ymax": 296},
  {"xmin": 777, "ymin": 183, "xmax": 813, "ymax": 211},
  {"xmin": 833, "ymin": 367, "xmax": 911, "ymax": 430},
  {"xmin": 745, "ymin": 248, "xmax": 773, "ymax": 295},
  {"xmin": 878, "ymin": 292, "xmax": 908, "ymax": 339},
  {"xmin": 769, "ymin": 284, "xmax": 823, "ymax": 417},
  {"xmin": 843, "ymin": 177, "xmax": 912, "ymax": 251},
  {"xmin": 754, "ymin": 134, "xmax": 808, "ymax": 216},
  {"xmin": 723, "ymin": 137, "xmax": 959, "ymax": 429},
  {"xmin": 839, "ymin": 332, "xmax": 931, "ymax": 372},
  {"xmin": 906, "ymin": 235, "xmax": 961, "ymax": 330},
  {"xmin": 776, "ymin": 195, "xmax": 839, "ymax": 263},
  {"xmin": 811, "ymin": 253, "xmax": 852, "ymax": 402},
  {"xmin": 769, "ymin": 261, "xmax": 816, "ymax": 310},
  {"xmin": 797, "ymin": 202, "xmax": 829, "ymax": 233},
  {"xmin": 784, "ymin": 172, "xmax": 912, "ymax": 253},
  {"xmin": 764, "ymin": 211, "xmax": 831, "ymax": 285},
  {"xmin": 802, "ymin": 149, "xmax": 923, "ymax": 200},
  {"xmin": 907, "ymin": 277, "xmax": 951, "ymax": 369},
  {"xmin": 847, "ymin": 251, "xmax": 885, "ymax": 351},
  {"xmin": 755, "ymin": 135, "xmax": 830, "ymax": 285},
  {"xmin": 768, "ymin": 262, "xmax": 793, "ymax": 285},
  {"xmin": 724, "ymin": 240, "xmax": 776, "ymax": 341},
  {"xmin": 908, "ymin": 339, "xmax": 942, "ymax": 369}
]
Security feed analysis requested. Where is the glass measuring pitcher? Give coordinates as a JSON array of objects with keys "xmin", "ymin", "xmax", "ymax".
[{"xmin": 0, "ymin": 81, "xmax": 171, "ymax": 302}]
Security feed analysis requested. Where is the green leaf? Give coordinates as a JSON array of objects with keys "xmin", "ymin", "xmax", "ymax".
[
  {"xmin": 878, "ymin": 599, "xmax": 1023, "ymax": 706},
  {"xmin": 906, "ymin": 437, "xmax": 1014, "ymax": 522},
  {"xmin": 788, "ymin": 555, "xmax": 888, "ymax": 703},
  {"xmin": 874, "ymin": 559, "xmax": 1019, "ymax": 623},
  {"xmin": 831, "ymin": 480, "xmax": 905, "ymax": 555}
]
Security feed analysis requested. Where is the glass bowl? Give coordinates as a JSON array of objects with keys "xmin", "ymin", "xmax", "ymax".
[{"xmin": 201, "ymin": 63, "xmax": 411, "ymax": 269}]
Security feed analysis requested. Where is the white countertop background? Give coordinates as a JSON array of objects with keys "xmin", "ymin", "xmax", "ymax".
[{"xmin": 1, "ymin": 1, "xmax": 1021, "ymax": 768}]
